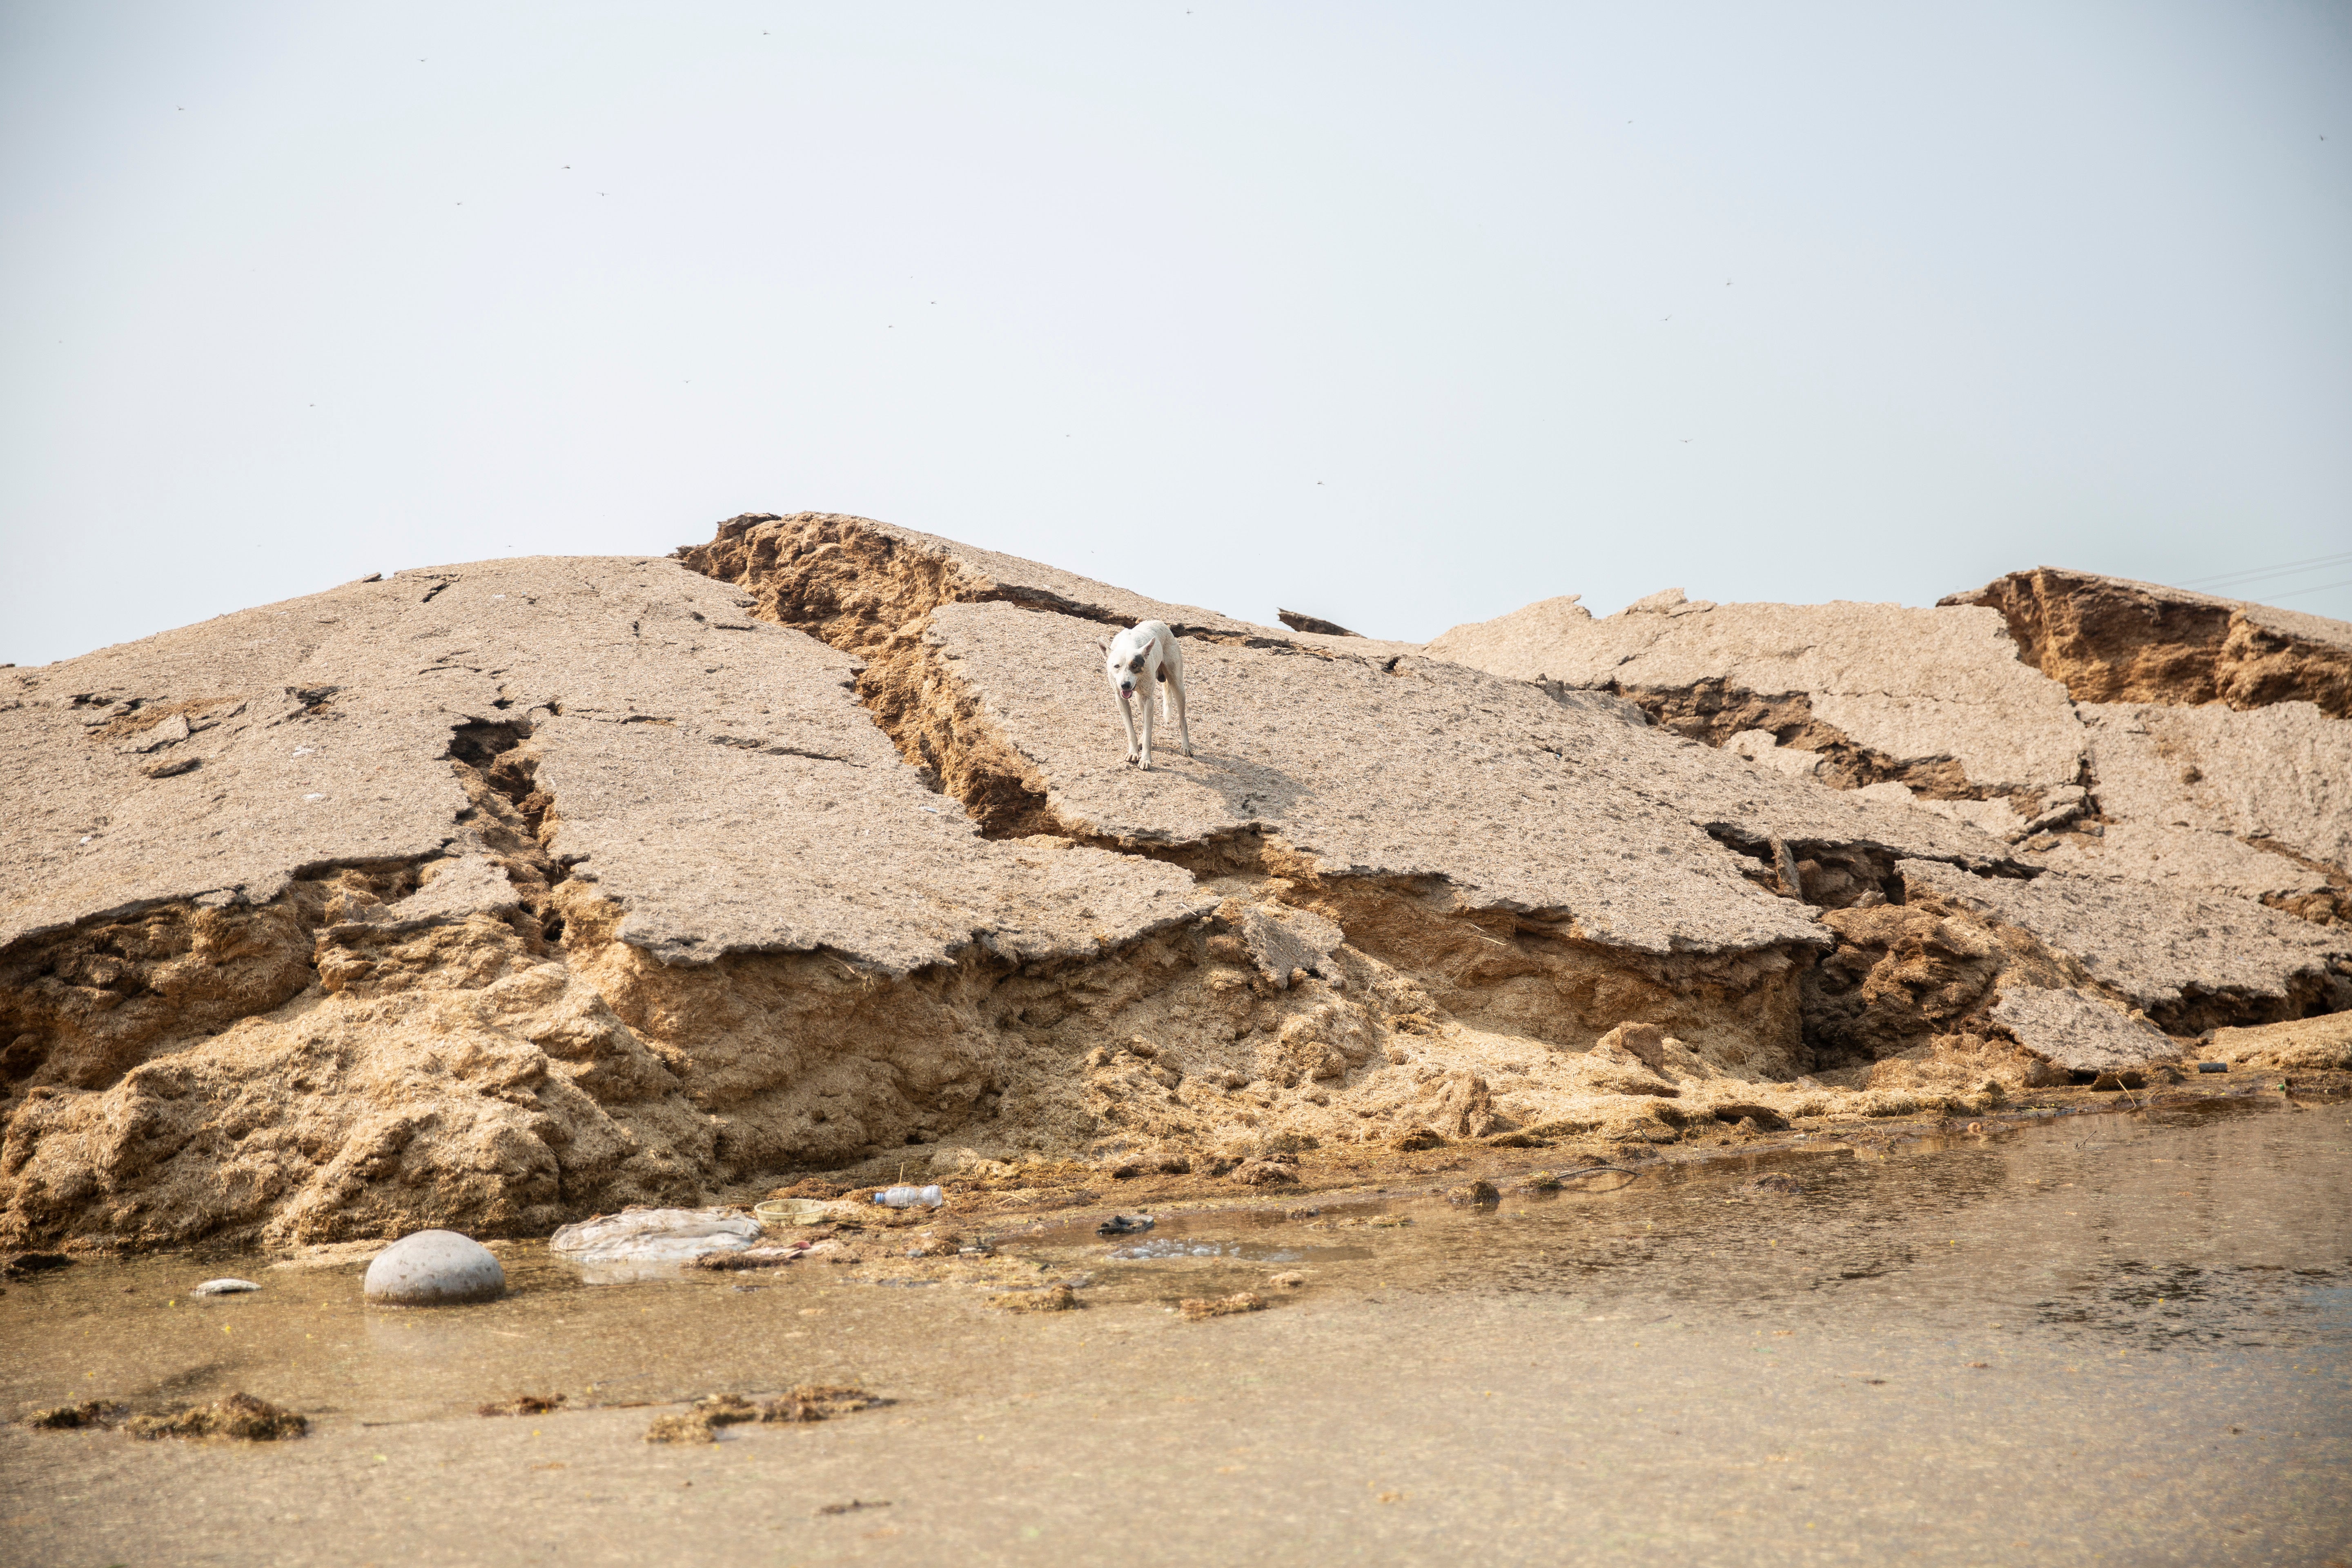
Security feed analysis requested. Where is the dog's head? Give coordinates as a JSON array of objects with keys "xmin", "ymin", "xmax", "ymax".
[{"xmin": 1097, "ymin": 628, "xmax": 1149, "ymax": 705}]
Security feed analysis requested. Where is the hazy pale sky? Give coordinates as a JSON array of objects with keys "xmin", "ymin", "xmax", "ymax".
[{"xmin": 4, "ymin": 1, "xmax": 2347, "ymax": 666}]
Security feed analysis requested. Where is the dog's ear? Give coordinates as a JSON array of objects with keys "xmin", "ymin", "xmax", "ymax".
[{"xmin": 1094, "ymin": 637, "xmax": 1110, "ymax": 655}]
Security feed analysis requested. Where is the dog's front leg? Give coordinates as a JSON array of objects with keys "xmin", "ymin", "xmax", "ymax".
[
  {"xmin": 1116, "ymin": 689, "xmax": 1141, "ymax": 766},
  {"xmin": 1137, "ymin": 677, "xmax": 1156, "ymax": 770}
]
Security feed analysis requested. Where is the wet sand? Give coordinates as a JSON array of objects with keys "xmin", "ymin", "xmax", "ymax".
[{"xmin": 4, "ymin": 1100, "xmax": 2348, "ymax": 1566}]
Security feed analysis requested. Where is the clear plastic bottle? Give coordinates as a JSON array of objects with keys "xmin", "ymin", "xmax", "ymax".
[{"xmin": 873, "ymin": 1184, "xmax": 944, "ymax": 1208}]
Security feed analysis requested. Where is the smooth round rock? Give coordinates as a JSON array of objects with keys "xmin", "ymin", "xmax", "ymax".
[{"xmin": 363, "ymin": 1229, "xmax": 505, "ymax": 1306}]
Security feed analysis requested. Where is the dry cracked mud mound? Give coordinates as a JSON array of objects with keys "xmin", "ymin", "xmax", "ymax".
[
  {"xmin": 677, "ymin": 515, "xmax": 2242, "ymax": 1136},
  {"xmin": 1425, "ymin": 588, "xmax": 2089, "ymax": 801},
  {"xmin": 0, "ymin": 557, "xmax": 1218, "ymax": 1248},
  {"xmin": 1943, "ymin": 567, "xmax": 2352, "ymax": 718},
  {"xmin": 1420, "ymin": 575, "xmax": 2352, "ymax": 1089},
  {"xmin": 1429, "ymin": 580, "xmax": 2352, "ymax": 934},
  {"xmin": 5, "ymin": 519, "xmax": 2343, "ymax": 1249}
]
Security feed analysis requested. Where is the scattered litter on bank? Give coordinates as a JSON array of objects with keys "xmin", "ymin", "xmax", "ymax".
[
  {"xmin": 549, "ymin": 1208, "xmax": 762, "ymax": 1274},
  {"xmin": 873, "ymin": 1185, "xmax": 944, "ymax": 1209}
]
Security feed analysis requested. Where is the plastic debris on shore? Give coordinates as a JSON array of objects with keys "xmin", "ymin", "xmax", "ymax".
[
  {"xmin": 550, "ymin": 1207, "xmax": 762, "ymax": 1281},
  {"xmin": 872, "ymin": 1185, "xmax": 944, "ymax": 1209}
]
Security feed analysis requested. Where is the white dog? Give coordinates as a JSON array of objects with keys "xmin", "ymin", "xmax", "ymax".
[{"xmin": 1096, "ymin": 620, "xmax": 1192, "ymax": 769}]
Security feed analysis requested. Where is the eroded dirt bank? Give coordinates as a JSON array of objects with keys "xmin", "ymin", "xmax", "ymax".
[
  {"xmin": 1944, "ymin": 566, "xmax": 2352, "ymax": 717},
  {"xmin": 2, "ymin": 523, "xmax": 2345, "ymax": 1252}
]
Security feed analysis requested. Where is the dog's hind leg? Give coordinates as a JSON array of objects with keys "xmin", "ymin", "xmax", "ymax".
[{"xmin": 1161, "ymin": 659, "xmax": 1193, "ymax": 757}]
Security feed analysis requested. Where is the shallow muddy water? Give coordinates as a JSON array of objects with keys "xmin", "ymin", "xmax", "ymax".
[{"xmin": 5, "ymin": 1100, "xmax": 2349, "ymax": 1566}]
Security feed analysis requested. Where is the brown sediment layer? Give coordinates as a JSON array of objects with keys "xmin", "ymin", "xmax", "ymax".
[
  {"xmin": 1802, "ymin": 884, "xmax": 2087, "ymax": 1092},
  {"xmin": 1944, "ymin": 567, "xmax": 2352, "ymax": 718},
  {"xmin": 1604, "ymin": 680, "xmax": 1991, "ymax": 802},
  {"xmin": 2243, "ymin": 837, "xmax": 2352, "ymax": 929},
  {"xmin": 677, "ymin": 514, "xmax": 1065, "ymax": 829}
]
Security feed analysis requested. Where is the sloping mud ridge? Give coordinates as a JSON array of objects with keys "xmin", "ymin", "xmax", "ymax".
[{"xmin": 3, "ymin": 520, "xmax": 2347, "ymax": 1250}]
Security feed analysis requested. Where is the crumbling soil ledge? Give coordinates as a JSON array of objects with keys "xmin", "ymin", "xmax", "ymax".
[
  {"xmin": 1943, "ymin": 567, "xmax": 2352, "ymax": 717},
  {"xmin": 740, "ymin": 1067, "xmax": 2352, "ymax": 1242}
]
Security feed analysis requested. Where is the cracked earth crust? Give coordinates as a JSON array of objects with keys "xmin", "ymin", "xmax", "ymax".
[
  {"xmin": 3, "ymin": 525, "xmax": 2344, "ymax": 1251},
  {"xmin": 1393, "ymin": 575, "xmax": 2352, "ymax": 1082}
]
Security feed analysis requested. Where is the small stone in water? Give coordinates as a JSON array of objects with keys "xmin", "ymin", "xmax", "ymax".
[
  {"xmin": 190, "ymin": 1278, "xmax": 259, "ymax": 1296},
  {"xmin": 363, "ymin": 1229, "xmax": 505, "ymax": 1305}
]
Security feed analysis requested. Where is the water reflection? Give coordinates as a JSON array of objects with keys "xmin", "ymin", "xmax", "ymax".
[
  {"xmin": 2, "ymin": 1102, "xmax": 2345, "ymax": 1424},
  {"xmin": 1103, "ymin": 1237, "xmax": 1367, "ymax": 1263}
]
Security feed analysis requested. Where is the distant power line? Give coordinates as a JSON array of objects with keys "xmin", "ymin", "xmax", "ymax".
[
  {"xmin": 2178, "ymin": 549, "xmax": 2352, "ymax": 591},
  {"xmin": 2266, "ymin": 576, "xmax": 2352, "ymax": 601}
]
